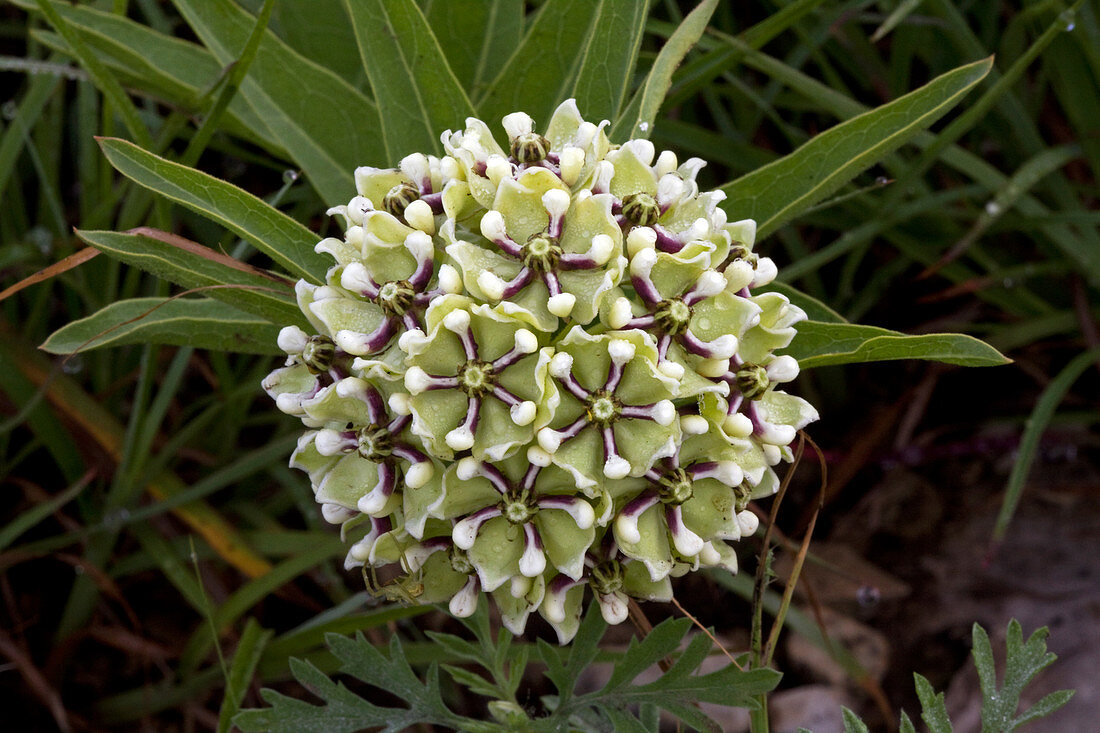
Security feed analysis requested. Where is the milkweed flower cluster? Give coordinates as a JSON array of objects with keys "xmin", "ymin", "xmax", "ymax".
[{"xmin": 263, "ymin": 100, "xmax": 817, "ymax": 643}]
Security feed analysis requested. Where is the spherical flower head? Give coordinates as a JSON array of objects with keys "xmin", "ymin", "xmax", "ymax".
[{"xmin": 262, "ymin": 99, "xmax": 817, "ymax": 643}]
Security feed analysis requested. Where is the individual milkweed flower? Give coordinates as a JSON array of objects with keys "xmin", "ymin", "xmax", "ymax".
[
  {"xmin": 264, "ymin": 99, "xmax": 817, "ymax": 642},
  {"xmin": 537, "ymin": 329, "xmax": 680, "ymax": 486},
  {"xmin": 398, "ymin": 295, "xmax": 554, "ymax": 461},
  {"xmin": 540, "ymin": 539, "xmax": 672, "ymax": 644},
  {"xmin": 445, "ymin": 171, "xmax": 627, "ymax": 328}
]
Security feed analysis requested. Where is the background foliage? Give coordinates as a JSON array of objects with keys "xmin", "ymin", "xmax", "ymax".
[{"xmin": 0, "ymin": 0, "xmax": 1095, "ymax": 729}]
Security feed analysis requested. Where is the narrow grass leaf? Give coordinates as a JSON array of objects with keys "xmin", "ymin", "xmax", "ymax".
[
  {"xmin": 994, "ymin": 347, "xmax": 1100, "ymax": 542},
  {"xmin": 720, "ymin": 57, "xmax": 993, "ymax": 238},
  {"xmin": 570, "ymin": 0, "xmax": 649, "ymax": 124},
  {"xmin": 18, "ymin": 0, "xmax": 276, "ymax": 147},
  {"xmin": 611, "ymin": 0, "xmax": 717, "ymax": 141},
  {"xmin": 786, "ymin": 321, "xmax": 1010, "ymax": 369},
  {"xmin": 40, "ymin": 297, "xmax": 283, "ymax": 355},
  {"xmin": 97, "ymin": 138, "xmax": 326, "ymax": 282},
  {"xmin": 871, "ymin": 0, "xmax": 926, "ymax": 42},
  {"xmin": 218, "ymin": 620, "xmax": 274, "ymax": 733},
  {"xmin": 76, "ymin": 228, "xmax": 305, "ymax": 326},
  {"xmin": 0, "ymin": 471, "xmax": 90, "ymax": 552},
  {"xmin": 344, "ymin": 0, "xmax": 474, "ymax": 160},
  {"xmin": 7, "ymin": 339, "xmax": 272, "ymax": 578},
  {"xmin": 0, "ymin": 70, "xmax": 60, "ymax": 204},
  {"xmin": 32, "ymin": 0, "xmax": 152, "ymax": 149},
  {"xmin": 171, "ymin": 0, "xmax": 381, "ymax": 203}
]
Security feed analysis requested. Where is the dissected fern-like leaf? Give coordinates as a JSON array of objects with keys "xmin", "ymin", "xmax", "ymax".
[{"xmin": 234, "ymin": 631, "xmax": 473, "ymax": 732}]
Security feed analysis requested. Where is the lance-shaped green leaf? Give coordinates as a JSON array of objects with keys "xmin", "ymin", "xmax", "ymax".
[
  {"xmin": 171, "ymin": 0, "xmax": 383, "ymax": 203},
  {"xmin": 98, "ymin": 138, "xmax": 326, "ymax": 283},
  {"xmin": 784, "ymin": 321, "xmax": 1010, "ymax": 369},
  {"xmin": 41, "ymin": 297, "xmax": 282, "ymax": 355},
  {"xmin": 570, "ymin": 0, "xmax": 649, "ymax": 124},
  {"xmin": 423, "ymin": 0, "xmax": 523, "ymax": 95},
  {"xmin": 17, "ymin": 0, "xmax": 276, "ymax": 148},
  {"xmin": 344, "ymin": 0, "xmax": 474, "ymax": 160},
  {"xmin": 759, "ymin": 282, "xmax": 846, "ymax": 324},
  {"xmin": 720, "ymin": 56, "xmax": 994, "ymax": 238},
  {"xmin": 476, "ymin": 0, "xmax": 600, "ymax": 132},
  {"xmin": 611, "ymin": 0, "xmax": 718, "ymax": 141},
  {"xmin": 76, "ymin": 228, "xmax": 307, "ymax": 328},
  {"xmin": 270, "ymin": 0, "xmax": 361, "ymax": 81}
]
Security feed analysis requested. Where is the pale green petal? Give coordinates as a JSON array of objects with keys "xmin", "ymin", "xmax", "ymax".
[
  {"xmin": 539, "ymin": 581, "xmax": 586, "ymax": 645},
  {"xmin": 493, "ymin": 168, "xmax": 564, "ymax": 242},
  {"xmin": 681, "ymin": 479, "xmax": 741, "ymax": 540},
  {"xmin": 492, "ymin": 575, "xmax": 545, "ymax": 634},
  {"xmin": 295, "ymin": 281, "xmax": 328, "ymax": 334},
  {"xmin": 415, "ymin": 552, "xmax": 469, "ymax": 604},
  {"xmin": 289, "ymin": 432, "xmax": 339, "ymax": 487},
  {"xmin": 309, "ymin": 292, "xmax": 387, "ymax": 339},
  {"xmin": 264, "ymin": 363, "xmax": 319, "ymax": 401},
  {"xmin": 648, "ymin": 242, "xmax": 711, "ymax": 298},
  {"xmin": 301, "ymin": 382, "xmax": 373, "ymax": 427},
  {"xmin": 738, "ymin": 292, "xmax": 805, "ymax": 363},
  {"xmin": 558, "ymin": 256, "xmax": 626, "ymax": 326},
  {"xmin": 623, "ymin": 561, "xmax": 673, "ymax": 601},
  {"xmin": 403, "ymin": 469, "xmax": 446, "ymax": 539},
  {"xmin": 354, "ymin": 167, "xmax": 406, "ymax": 207},
  {"xmin": 544, "ymin": 98, "xmax": 585, "ymax": 149},
  {"xmin": 315, "ymin": 236, "xmax": 362, "ymax": 267},
  {"xmin": 614, "ymin": 419, "xmax": 679, "ymax": 476},
  {"xmin": 615, "ymin": 504, "xmax": 674, "ymax": 581},
  {"xmin": 550, "ymin": 426, "xmax": 603, "ymax": 490},
  {"xmin": 409, "ymin": 388, "xmax": 469, "ymax": 459},
  {"xmin": 468, "ymin": 517, "xmax": 523, "ymax": 592},
  {"xmin": 608, "ymin": 146, "xmax": 656, "ymax": 198},
  {"xmin": 315, "ymin": 453, "xmax": 379, "ymax": 509},
  {"xmin": 442, "ymin": 180, "xmax": 475, "ymax": 220},
  {"xmin": 758, "ymin": 390, "xmax": 819, "ymax": 431},
  {"xmin": 473, "ymin": 397, "xmax": 530, "ymax": 462},
  {"xmin": 437, "ymin": 466, "xmax": 501, "ymax": 518},
  {"xmin": 446, "ymin": 241, "xmax": 522, "ymax": 299},
  {"xmin": 690, "ymin": 290, "xmax": 762, "ymax": 343},
  {"xmin": 559, "ymin": 193, "xmax": 621, "ymax": 254},
  {"xmin": 537, "ymin": 508, "xmax": 595, "ymax": 580}
]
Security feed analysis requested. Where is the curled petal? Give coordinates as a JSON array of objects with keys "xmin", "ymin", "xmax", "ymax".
[
  {"xmin": 596, "ymin": 589, "xmax": 630, "ymax": 625},
  {"xmin": 453, "ymin": 506, "xmax": 502, "ymax": 549},
  {"xmin": 518, "ymin": 523, "xmax": 546, "ymax": 577},
  {"xmin": 449, "ymin": 576, "xmax": 480, "ymax": 617},
  {"xmin": 538, "ymin": 496, "xmax": 595, "ymax": 529}
]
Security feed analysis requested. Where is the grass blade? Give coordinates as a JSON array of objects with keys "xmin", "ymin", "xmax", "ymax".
[
  {"xmin": 993, "ymin": 347, "xmax": 1100, "ymax": 542},
  {"xmin": 32, "ymin": 0, "xmax": 152, "ymax": 149},
  {"xmin": 218, "ymin": 620, "xmax": 274, "ymax": 733}
]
